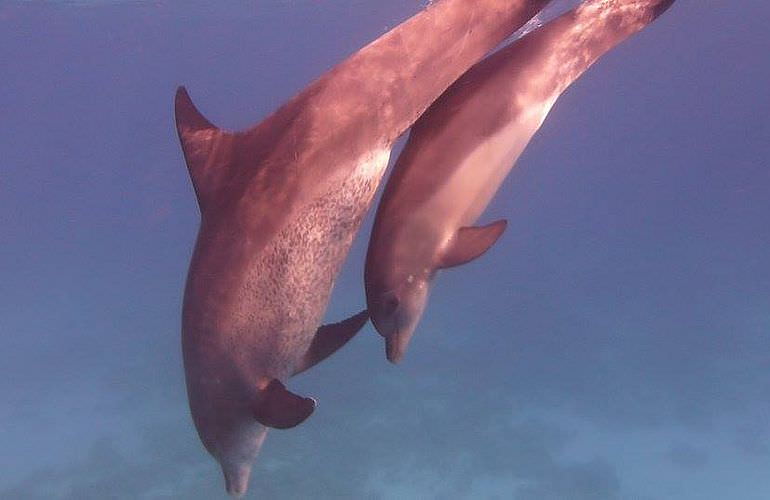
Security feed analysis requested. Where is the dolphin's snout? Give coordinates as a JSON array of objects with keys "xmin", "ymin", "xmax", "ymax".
[
  {"xmin": 223, "ymin": 462, "xmax": 252, "ymax": 498},
  {"xmin": 385, "ymin": 332, "xmax": 407, "ymax": 364}
]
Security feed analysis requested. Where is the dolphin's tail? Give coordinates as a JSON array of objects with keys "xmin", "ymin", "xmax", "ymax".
[{"xmin": 650, "ymin": 0, "xmax": 676, "ymax": 21}]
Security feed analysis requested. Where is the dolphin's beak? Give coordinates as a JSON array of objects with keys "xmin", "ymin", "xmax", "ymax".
[
  {"xmin": 385, "ymin": 331, "xmax": 408, "ymax": 364},
  {"xmin": 222, "ymin": 462, "xmax": 252, "ymax": 498}
]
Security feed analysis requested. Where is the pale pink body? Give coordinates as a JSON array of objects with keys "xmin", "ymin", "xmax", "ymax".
[{"xmin": 366, "ymin": 0, "xmax": 677, "ymax": 363}]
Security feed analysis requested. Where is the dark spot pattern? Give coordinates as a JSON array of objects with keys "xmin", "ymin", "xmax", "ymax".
[{"xmin": 235, "ymin": 151, "xmax": 389, "ymax": 377}]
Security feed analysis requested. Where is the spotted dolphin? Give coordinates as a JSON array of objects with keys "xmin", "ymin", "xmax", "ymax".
[
  {"xmin": 175, "ymin": 0, "xmax": 552, "ymax": 496},
  {"xmin": 365, "ymin": 0, "xmax": 676, "ymax": 363}
]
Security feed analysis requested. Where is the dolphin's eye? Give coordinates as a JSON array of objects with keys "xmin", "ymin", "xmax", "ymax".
[{"xmin": 383, "ymin": 294, "xmax": 400, "ymax": 316}]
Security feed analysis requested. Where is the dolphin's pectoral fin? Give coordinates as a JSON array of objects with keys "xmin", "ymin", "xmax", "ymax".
[
  {"xmin": 253, "ymin": 379, "xmax": 316, "ymax": 429},
  {"xmin": 174, "ymin": 86, "xmax": 232, "ymax": 212},
  {"xmin": 292, "ymin": 310, "xmax": 369, "ymax": 376},
  {"xmin": 439, "ymin": 219, "xmax": 508, "ymax": 269}
]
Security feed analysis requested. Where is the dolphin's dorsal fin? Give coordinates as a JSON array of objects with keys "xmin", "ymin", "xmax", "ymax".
[
  {"xmin": 292, "ymin": 310, "xmax": 369, "ymax": 376},
  {"xmin": 253, "ymin": 379, "xmax": 316, "ymax": 429},
  {"xmin": 174, "ymin": 86, "xmax": 232, "ymax": 212},
  {"xmin": 438, "ymin": 219, "xmax": 508, "ymax": 269}
]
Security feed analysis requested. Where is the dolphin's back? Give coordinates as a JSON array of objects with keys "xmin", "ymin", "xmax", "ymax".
[{"xmin": 177, "ymin": 0, "xmax": 554, "ymax": 228}]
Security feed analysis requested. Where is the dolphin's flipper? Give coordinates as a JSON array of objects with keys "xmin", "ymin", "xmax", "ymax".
[
  {"xmin": 439, "ymin": 219, "xmax": 508, "ymax": 269},
  {"xmin": 253, "ymin": 379, "xmax": 316, "ymax": 429},
  {"xmin": 174, "ymin": 86, "xmax": 233, "ymax": 212},
  {"xmin": 292, "ymin": 310, "xmax": 369, "ymax": 376}
]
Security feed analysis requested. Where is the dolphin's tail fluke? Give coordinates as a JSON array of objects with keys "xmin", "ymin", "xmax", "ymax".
[{"xmin": 650, "ymin": 0, "xmax": 676, "ymax": 21}]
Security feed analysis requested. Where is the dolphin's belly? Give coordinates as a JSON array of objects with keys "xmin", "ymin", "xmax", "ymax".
[
  {"xmin": 234, "ymin": 147, "xmax": 392, "ymax": 377},
  {"xmin": 426, "ymin": 99, "xmax": 553, "ymax": 229}
]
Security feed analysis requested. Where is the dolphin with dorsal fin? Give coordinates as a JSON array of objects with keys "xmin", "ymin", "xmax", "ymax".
[
  {"xmin": 175, "ymin": 0, "xmax": 553, "ymax": 496},
  {"xmin": 365, "ymin": 0, "xmax": 677, "ymax": 364}
]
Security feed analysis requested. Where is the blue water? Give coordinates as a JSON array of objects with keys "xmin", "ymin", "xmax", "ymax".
[{"xmin": 1, "ymin": 1, "xmax": 769, "ymax": 499}]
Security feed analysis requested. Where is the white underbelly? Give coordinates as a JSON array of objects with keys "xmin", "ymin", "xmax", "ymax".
[
  {"xmin": 428, "ymin": 100, "xmax": 553, "ymax": 227},
  {"xmin": 236, "ymin": 147, "xmax": 392, "ymax": 374}
]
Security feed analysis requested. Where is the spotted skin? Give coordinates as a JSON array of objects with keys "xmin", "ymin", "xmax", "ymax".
[{"xmin": 176, "ymin": 1, "xmax": 554, "ymax": 496}]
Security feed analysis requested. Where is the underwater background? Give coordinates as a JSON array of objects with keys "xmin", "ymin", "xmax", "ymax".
[{"xmin": 1, "ymin": 1, "xmax": 769, "ymax": 498}]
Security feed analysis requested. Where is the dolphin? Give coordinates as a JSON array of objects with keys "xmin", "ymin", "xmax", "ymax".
[
  {"xmin": 365, "ymin": 0, "xmax": 676, "ymax": 363},
  {"xmin": 175, "ymin": 0, "xmax": 552, "ymax": 496}
]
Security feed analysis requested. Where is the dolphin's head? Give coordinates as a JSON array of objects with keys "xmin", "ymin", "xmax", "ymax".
[
  {"xmin": 186, "ymin": 370, "xmax": 315, "ymax": 497},
  {"xmin": 365, "ymin": 216, "xmax": 441, "ymax": 363},
  {"xmin": 190, "ymin": 397, "xmax": 267, "ymax": 498},
  {"xmin": 366, "ymin": 269, "xmax": 431, "ymax": 364},
  {"xmin": 182, "ymin": 340, "xmax": 271, "ymax": 498},
  {"xmin": 187, "ymin": 397, "xmax": 267, "ymax": 497}
]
